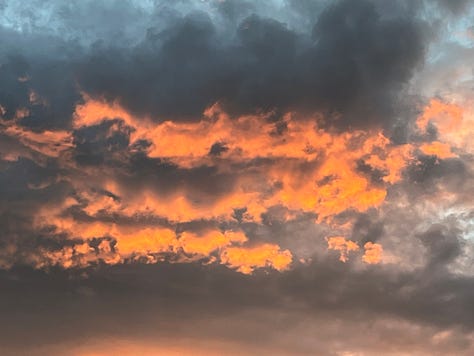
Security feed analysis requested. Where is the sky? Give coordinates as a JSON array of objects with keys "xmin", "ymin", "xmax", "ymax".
[{"xmin": 0, "ymin": 0, "xmax": 473, "ymax": 355}]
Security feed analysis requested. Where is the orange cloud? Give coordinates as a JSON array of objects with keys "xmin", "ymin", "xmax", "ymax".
[
  {"xmin": 364, "ymin": 142, "xmax": 413, "ymax": 184},
  {"xmin": 115, "ymin": 227, "xmax": 178, "ymax": 257},
  {"xmin": 32, "ymin": 203, "xmax": 290, "ymax": 274},
  {"xmin": 0, "ymin": 122, "xmax": 73, "ymax": 158},
  {"xmin": 24, "ymin": 96, "xmax": 420, "ymax": 273},
  {"xmin": 70, "ymin": 97, "xmax": 418, "ymax": 227},
  {"xmin": 416, "ymin": 98, "xmax": 473, "ymax": 153},
  {"xmin": 362, "ymin": 242, "xmax": 383, "ymax": 265},
  {"xmin": 416, "ymin": 99, "xmax": 463, "ymax": 134},
  {"xmin": 326, "ymin": 236, "xmax": 360, "ymax": 262},
  {"xmin": 6, "ymin": 94, "xmax": 439, "ymax": 273},
  {"xmin": 419, "ymin": 141, "xmax": 456, "ymax": 159},
  {"xmin": 220, "ymin": 244, "xmax": 293, "ymax": 274},
  {"xmin": 74, "ymin": 95, "xmax": 137, "ymax": 129},
  {"xmin": 179, "ymin": 230, "xmax": 247, "ymax": 256}
]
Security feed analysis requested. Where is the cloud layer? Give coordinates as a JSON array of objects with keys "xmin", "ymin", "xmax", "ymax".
[{"xmin": 0, "ymin": 0, "xmax": 473, "ymax": 354}]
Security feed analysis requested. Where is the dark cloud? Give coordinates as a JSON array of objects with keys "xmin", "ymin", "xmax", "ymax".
[
  {"xmin": 0, "ymin": 157, "xmax": 64, "ymax": 204},
  {"xmin": 0, "ymin": 55, "xmax": 30, "ymax": 120},
  {"xmin": 123, "ymin": 153, "xmax": 238, "ymax": 199},
  {"xmin": 406, "ymin": 155, "xmax": 472, "ymax": 194},
  {"xmin": 0, "ymin": 257, "xmax": 473, "ymax": 355},
  {"xmin": 350, "ymin": 211, "xmax": 385, "ymax": 244},
  {"xmin": 209, "ymin": 141, "xmax": 229, "ymax": 156},
  {"xmin": 0, "ymin": 157, "xmax": 72, "ymax": 268},
  {"xmin": 0, "ymin": 45, "xmax": 82, "ymax": 130},
  {"xmin": 76, "ymin": 0, "xmax": 428, "ymax": 132},
  {"xmin": 418, "ymin": 223, "xmax": 464, "ymax": 268},
  {"xmin": 72, "ymin": 119, "xmax": 133, "ymax": 166},
  {"xmin": 20, "ymin": 60, "xmax": 81, "ymax": 130}
]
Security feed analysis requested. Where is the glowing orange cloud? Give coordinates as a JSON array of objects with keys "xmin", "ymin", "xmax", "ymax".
[
  {"xmin": 0, "ymin": 122, "xmax": 73, "ymax": 158},
  {"xmin": 416, "ymin": 99, "xmax": 463, "ymax": 134},
  {"xmin": 326, "ymin": 236, "xmax": 360, "ymax": 262},
  {"xmin": 220, "ymin": 244, "xmax": 292, "ymax": 274},
  {"xmin": 72, "ymin": 97, "xmax": 417, "ymax": 226},
  {"xmin": 20, "ymin": 95, "xmax": 420, "ymax": 273},
  {"xmin": 32, "ymin": 201, "xmax": 291, "ymax": 274},
  {"xmin": 9, "ymin": 94, "xmax": 461, "ymax": 274},
  {"xmin": 74, "ymin": 95, "xmax": 137, "ymax": 128},
  {"xmin": 179, "ymin": 230, "xmax": 247, "ymax": 256},
  {"xmin": 416, "ymin": 98, "xmax": 473, "ymax": 153},
  {"xmin": 419, "ymin": 141, "xmax": 456, "ymax": 159},
  {"xmin": 362, "ymin": 242, "xmax": 383, "ymax": 264},
  {"xmin": 327, "ymin": 238, "xmax": 383, "ymax": 265}
]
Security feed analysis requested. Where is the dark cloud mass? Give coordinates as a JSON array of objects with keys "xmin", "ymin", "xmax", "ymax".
[
  {"xmin": 77, "ymin": 0, "xmax": 427, "ymax": 131},
  {"xmin": 0, "ymin": 0, "xmax": 473, "ymax": 355}
]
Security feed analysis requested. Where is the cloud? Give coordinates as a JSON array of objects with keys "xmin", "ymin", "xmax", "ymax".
[
  {"xmin": 220, "ymin": 243, "xmax": 293, "ymax": 274},
  {"xmin": 0, "ymin": 0, "xmax": 473, "ymax": 354},
  {"xmin": 326, "ymin": 236, "xmax": 360, "ymax": 262},
  {"xmin": 362, "ymin": 241, "xmax": 383, "ymax": 264},
  {"xmin": 71, "ymin": 0, "xmax": 428, "ymax": 134}
]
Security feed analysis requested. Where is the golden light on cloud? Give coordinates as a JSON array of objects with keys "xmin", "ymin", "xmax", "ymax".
[
  {"xmin": 179, "ymin": 230, "xmax": 247, "ymax": 256},
  {"xmin": 362, "ymin": 242, "xmax": 383, "ymax": 265},
  {"xmin": 416, "ymin": 98, "xmax": 474, "ymax": 153},
  {"xmin": 327, "ymin": 238, "xmax": 384, "ymax": 265},
  {"xmin": 419, "ymin": 141, "xmax": 456, "ymax": 159},
  {"xmin": 416, "ymin": 99, "xmax": 463, "ymax": 134},
  {"xmin": 71, "ymin": 97, "xmax": 416, "ymax": 223},
  {"xmin": 326, "ymin": 236, "xmax": 360, "ymax": 263},
  {"xmin": 220, "ymin": 244, "xmax": 293, "ymax": 274},
  {"xmin": 2, "ymin": 95, "xmax": 465, "ymax": 274},
  {"xmin": 32, "ymin": 204, "xmax": 292, "ymax": 274}
]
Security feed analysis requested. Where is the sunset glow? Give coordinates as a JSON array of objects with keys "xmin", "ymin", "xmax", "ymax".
[{"xmin": 1, "ymin": 0, "xmax": 473, "ymax": 355}]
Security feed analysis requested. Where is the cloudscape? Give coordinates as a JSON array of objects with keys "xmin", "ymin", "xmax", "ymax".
[{"xmin": 0, "ymin": 0, "xmax": 473, "ymax": 355}]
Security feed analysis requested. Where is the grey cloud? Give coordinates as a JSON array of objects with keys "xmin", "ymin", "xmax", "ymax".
[
  {"xmin": 434, "ymin": 0, "xmax": 474, "ymax": 15},
  {"xmin": 76, "ymin": 0, "xmax": 428, "ymax": 133},
  {"xmin": 0, "ymin": 259, "xmax": 473, "ymax": 355},
  {"xmin": 72, "ymin": 119, "xmax": 133, "ymax": 166}
]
